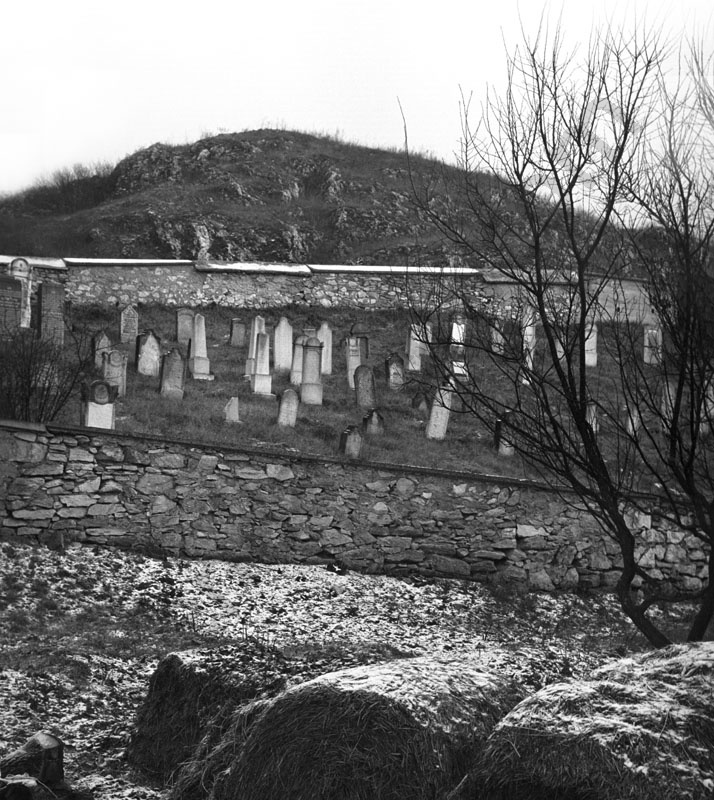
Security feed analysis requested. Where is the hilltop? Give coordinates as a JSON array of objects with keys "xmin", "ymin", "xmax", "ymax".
[{"xmin": 0, "ymin": 129, "xmax": 466, "ymax": 264}]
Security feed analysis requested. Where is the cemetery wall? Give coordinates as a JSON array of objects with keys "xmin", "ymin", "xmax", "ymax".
[{"xmin": 0, "ymin": 420, "xmax": 706, "ymax": 594}]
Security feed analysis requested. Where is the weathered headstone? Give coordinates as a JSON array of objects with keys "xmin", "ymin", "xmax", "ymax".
[
  {"xmin": 350, "ymin": 321, "xmax": 370, "ymax": 362},
  {"xmin": 344, "ymin": 336, "xmax": 363, "ymax": 389},
  {"xmin": 624, "ymin": 403, "xmax": 643, "ymax": 438},
  {"xmin": 244, "ymin": 315, "xmax": 266, "ymax": 377},
  {"xmin": 189, "ymin": 313, "xmax": 214, "ymax": 380},
  {"xmin": 102, "ymin": 349, "xmax": 128, "ymax": 397},
  {"xmin": 9, "ymin": 258, "xmax": 32, "ymax": 328},
  {"xmin": 273, "ymin": 317, "xmax": 294, "ymax": 373},
  {"xmin": 300, "ymin": 337, "xmax": 324, "ymax": 405},
  {"xmin": 303, "ymin": 326, "xmax": 318, "ymax": 340},
  {"xmin": 584, "ymin": 322, "xmax": 598, "ymax": 367},
  {"xmin": 136, "ymin": 330, "xmax": 162, "ymax": 377},
  {"xmin": 339, "ymin": 425, "xmax": 363, "ymax": 458},
  {"xmin": 354, "ymin": 365, "xmax": 377, "ymax": 410},
  {"xmin": 362, "ymin": 409, "xmax": 385, "ymax": 437},
  {"xmin": 406, "ymin": 323, "xmax": 430, "ymax": 372},
  {"xmin": 176, "ymin": 308, "xmax": 195, "ymax": 348},
  {"xmin": 317, "ymin": 322, "xmax": 332, "ymax": 375},
  {"xmin": 120, "ymin": 305, "xmax": 139, "ymax": 344},
  {"xmin": 37, "ymin": 281, "xmax": 65, "ymax": 343},
  {"xmin": 425, "ymin": 382, "xmax": 453, "ymax": 440},
  {"xmin": 290, "ymin": 335, "xmax": 308, "ymax": 386},
  {"xmin": 451, "ymin": 314, "xmax": 466, "ymax": 351},
  {"xmin": 80, "ymin": 380, "xmax": 117, "ymax": 429},
  {"xmin": 644, "ymin": 327, "xmax": 662, "ymax": 365},
  {"xmin": 494, "ymin": 410, "xmax": 515, "ymax": 456},
  {"xmin": 93, "ymin": 331, "xmax": 112, "ymax": 370},
  {"xmin": 159, "ymin": 348, "xmax": 186, "ymax": 400},
  {"xmin": 277, "ymin": 388, "xmax": 300, "ymax": 427},
  {"xmin": 230, "ymin": 318, "xmax": 246, "ymax": 348},
  {"xmin": 0, "ymin": 274, "xmax": 22, "ymax": 335},
  {"xmin": 385, "ymin": 353, "xmax": 405, "ymax": 391},
  {"xmin": 224, "ymin": 396, "xmax": 241, "ymax": 423},
  {"xmin": 251, "ymin": 332, "xmax": 272, "ymax": 395}
]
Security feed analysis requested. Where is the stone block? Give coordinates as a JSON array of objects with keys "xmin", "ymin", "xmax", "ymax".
[
  {"xmin": 430, "ymin": 554, "xmax": 471, "ymax": 578},
  {"xmin": 266, "ymin": 464, "xmax": 294, "ymax": 481},
  {"xmin": 528, "ymin": 568, "xmax": 555, "ymax": 591}
]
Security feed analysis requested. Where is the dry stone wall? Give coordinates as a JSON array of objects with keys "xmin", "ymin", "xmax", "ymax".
[{"xmin": 0, "ymin": 421, "xmax": 707, "ymax": 594}]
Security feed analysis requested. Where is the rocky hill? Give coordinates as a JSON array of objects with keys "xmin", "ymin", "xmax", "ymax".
[{"xmin": 0, "ymin": 129, "xmax": 465, "ymax": 264}]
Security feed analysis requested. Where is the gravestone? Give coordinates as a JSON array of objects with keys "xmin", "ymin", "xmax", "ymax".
[
  {"xmin": 224, "ymin": 397, "xmax": 241, "ymax": 423},
  {"xmin": 244, "ymin": 315, "xmax": 266, "ymax": 377},
  {"xmin": 385, "ymin": 353, "xmax": 405, "ymax": 391},
  {"xmin": 251, "ymin": 332, "xmax": 272, "ymax": 395},
  {"xmin": 274, "ymin": 317, "xmax": 294, "ymax": 373},
  {"xmin": 451, "ymin": 314, "xmax": 466, "ymax": 353},
  {"xmin": 411, "ymin": 391, "xmax": 430, "ymax": 416},
  {"xmin": 425, "ymin": 382, "xmax": 453, "ymax": 440},
  {"xmin": 278, "ymin": 388, "xmax": 300, "ymax": 427},
  {"xmin": 344, "ymin": 336, "xmax": 362, "ymax": 389},
  {"xmin": 303, "ymin": 326, "xmax": 317, "ymax": 340},
  {"xmin": 584, "ymin": 323, "xmax": 598, "ymax": 367},
  {"xmin": 406, "ymin": 323, "xmax": 430, "ymax": 372},
  {"xmin": 120, "ymin": 305, "xmax": 139, "ymax": 344},
  {"xmin": 300, "ymin": 337, "xmax": 324, "ymax": 405},
  {"xmin": 494, "ymin": 411, "xmax": 515, "ymax": 456},
  {"xmin": 230, "ymin": 318, "xmax": 246, "ymax": 348},
  {"xmin": 339, "ymin": 426, "xmax": 363, "ymax": 459},
  {"xmin": 9, "ymin": 258, "xmax": 32, "ymax": 328},
  {"xmin": 624, "ymin": 403, "xmax": 643, "ymax": 438},
  {"xmin": 136, "ymin": 330, "xmax": 162, "ymax": 377},
  {"xmin": 80, "ymin": 380, "xmax": 117, "ymax": 429},
  {"xmin": 644, "ymin": 327, "xmax": 662, "ymax": 365},
  {"xmin": 522, "ymin": 317, "xmax": 536, "ymax": 371},
  {"xmin": 176, "ymin": 308, "xmax": 195, "ymax": 348},
  {"xmin": 0, "ymin": 274, "xmax": 22, "ymax": 335},
  {"xmin": 317, "ymin": 322, "xmax": 333, "ymax": 374},
  {"xmin": 38, "ymin": 281, "xmax": 65, "ymax": 343},
  {"xmin": 362, "ymin": 409, "xmax": 385, "ymax": 437},
  {"xmin": 350, "ymin": 322, "xmax": 370, "ymax": 362},
  {"xmin": 160, "ymin": 348, "xmax": 186, "ymax": 400},
  {"xmin": 354, "ymin": 365, "xmax": 377, "ymax": 410},
  {"xmin": 92, "ymin": 331, "xmax": 112, "ymax": 370},
  {"xmin": 290, "ymin": 335, "xmax": 308, "ymax": 386},
  {"xmin": 102, "ymin": 349, "xmax": 127, "ymax": 397},
  {"xmin": 189, "ymin": 313, "xmax": 214, "ymax": 380}
]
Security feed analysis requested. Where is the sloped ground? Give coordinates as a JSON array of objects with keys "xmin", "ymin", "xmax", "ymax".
[{"xmin": 1, "ymin": 539, "xmax": 646, "ymax": 799}]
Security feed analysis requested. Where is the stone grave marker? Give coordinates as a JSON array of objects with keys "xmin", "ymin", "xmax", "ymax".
[
  {"xmin": 189, "ymin": 313, "xmax": 214, "ymax": 380},
  {"xmin": 37, "ymin": 281, "xmax": 65, "ymax": 344},
  {"xmin": 362, "ymin": 409, "xmax": 385, "ymax": 437},
  {"xmin": 303, "ymin": 326, "xmax": 318, "ymax": 340},
  {"xmin": 624, "ymin": 403, "xmax": 643, "ymax": 438},
  {"xmin": 159, "ymin": 348, "xmax": 186, "ymax": 400},
  {"xmin": 80, "ymin": 379, "xmax": 117, "ymax": 429},
  {"xmin": 120, "ymin": 305, "xmax": 139, "ymax": 344},
  {"xmin": 354, "ymin": 365, "xmax": 377, "ymax": 410},
  {"xmin": 344, "ymin": 336, "xmax": 362, "ymax": 389},
  {"xmin": 522, "ymin": 317, "xmax": 536, "ymax": 371},
  {"xmin": 290, "ymin": 335, "xmax": 308, "ymax": 386},
  {"xmin": 406, "ymin": 323, "xmax": 427, "ymax": 372},
  {"xmin": 224, "ymin": 397, "xmax": 241, "ymax": 423},
  {"xmin": 9, "ymin": 258, "xmax": 32, "ymax": 328},
  {"xmin": 92, "ymin": 331, "xmax": 112, "ymax": 370},
  {"xmin": 350, "ymin": 321, "xmax": 370, "ymax": 362},
  {"xmin": 176, "ymin": 308, "xmax": 195, "ymax": 348},
  {"xmin": 339, "ymin": 425, "xmax": 363, "ymax": 459},
  {"xmin": 317, "ymin": 322, "xmax": 332, "ymax": 374},
  {"xmin": 251, "ymin": 332, "xmax": 272, "ymax": 395},
  {"xmin": 278, "ymin": 388, "xmax": 300, "ymax": 427},
  {"xmin": 300, "ymin": 337, "xmax": 324, "ymax": 405},
  {"xmin": 136, "ymin": 330, "xmax": 162, "ymax": 377},
  {"xmin": 644, "ymin": 327, "xmax": 662, "ymax": 365},
  {"xmin": 274, "ymin": 317, "xmax": 294, "ymax": 373},
  {"xmin": 102, "ymin": 349, "xmax": 127, "ymax": 397},
  {"xmin": 230, "ymin": 318, "xmax": 246, "ymax": 348},
  {"xmin": 425, "ymin": 382, "xmax": 454, "ymax": 440},
  {"xmin": 584, "ymin": 322, "xmax": 598, "ymax": 367},
  {"xmin": 244, "ymin": 315, "xmax": 266, "ymax": 377},
  {"xmin": 0, "ymin": 274, "xmax": 22, "ymax": 335},
  {"xmin": 385, "ymin": 353, "xmax": 405, "ymax": 391}
]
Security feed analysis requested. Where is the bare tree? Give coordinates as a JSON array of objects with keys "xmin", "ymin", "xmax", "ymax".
[{"xmin": 408, "ymin": 23, "xmax": 714, "ymax": 646}]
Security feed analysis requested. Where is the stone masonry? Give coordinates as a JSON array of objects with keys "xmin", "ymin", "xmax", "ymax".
[{"xmin": 0, "ymin": 421, "xmax": 707, "ymax": 594}]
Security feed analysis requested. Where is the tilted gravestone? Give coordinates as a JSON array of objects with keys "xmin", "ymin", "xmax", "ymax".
[
  {"xmin": 160, "ymin": 348, "xmax": 186, "ymax": 400},
  {"xmin": 425, "ymin": 382, "xmax": 454, "ymax": 440}
]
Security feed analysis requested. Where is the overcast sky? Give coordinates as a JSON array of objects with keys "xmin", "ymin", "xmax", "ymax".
[{"xmin": 2, "ymin": 0, "xmax": 712, "ymax": 195}]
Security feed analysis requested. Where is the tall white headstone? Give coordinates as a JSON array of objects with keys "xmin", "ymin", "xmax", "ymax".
[
  {"xmin": 274, "ymin": 317, "xmax": 294, "ymax": 373},
  {"xmin": 189, "ymin": 313, "xmax": 214, "ymax": 380}
]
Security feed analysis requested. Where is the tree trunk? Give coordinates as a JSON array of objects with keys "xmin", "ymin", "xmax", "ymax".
[{"xmin": 0, "ymin": 732, "xmax": 64, "ymax": 786}]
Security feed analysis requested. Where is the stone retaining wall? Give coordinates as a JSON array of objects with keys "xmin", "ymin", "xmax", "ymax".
[{"xmin": 0, "ymin": 421, "xmax": 707, "ymax": 593}]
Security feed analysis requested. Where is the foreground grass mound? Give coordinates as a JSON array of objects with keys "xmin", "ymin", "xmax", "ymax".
[
  {"xmin": 478, "ymin": 642, "xmax": 714, "ymax": 800},
  {"xmin": 193, "ymin": 655, "xmax": 524, "ymax": 800}
]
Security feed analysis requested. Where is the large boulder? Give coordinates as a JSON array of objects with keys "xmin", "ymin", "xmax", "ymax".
[{"xmin": 477, "ymin": 641, "xmax": 714, "ymax": 800}]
